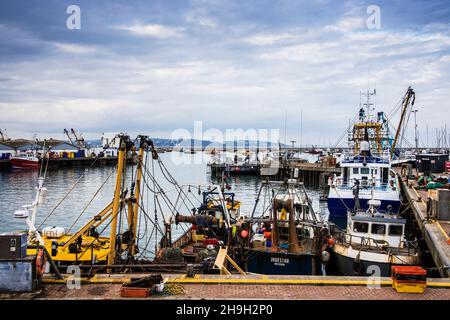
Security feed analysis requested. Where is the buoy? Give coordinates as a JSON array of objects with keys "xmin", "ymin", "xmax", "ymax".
[
  {"xmin": 327, "ymin": 238, "xmax": 335, "ymax": 246},
  {"xmin": 36, "ymin": 249, "xmax": 46, "ymax": 276},
  {"xmin": 240, "ymin": 229, "xmax": 249, "ymax": 238},
  {"xmin": 321, "ymin": 250, "xmax": 330, "ymax": 263}
]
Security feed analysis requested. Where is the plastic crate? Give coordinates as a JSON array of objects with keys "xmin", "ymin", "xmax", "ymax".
[
  {"xmin": 391, "ymin": 266, "xmax": 427, "ymax": 294},
  {"xmin": 120, "ymin": 286, "xmax": 151, "ymax": 298}
]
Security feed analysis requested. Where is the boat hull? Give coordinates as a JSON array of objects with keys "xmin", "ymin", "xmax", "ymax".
[
  {"xmin": 10, "ymin": 158, "xmax": 39, "ymax": 169},
  {"xmin": 329, "ymin": 244, "xmax": 420, "ymax": 277},
  {"xmin": 244, "ymin": 249, "xmax": 318, "ymax": 275}
]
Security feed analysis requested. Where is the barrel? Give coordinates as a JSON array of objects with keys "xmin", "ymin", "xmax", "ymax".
[{"xmin": 76, "ymin": 150, "xmax": 85, "ymax": 158}]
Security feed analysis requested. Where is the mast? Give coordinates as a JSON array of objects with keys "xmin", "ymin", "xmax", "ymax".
[
  {"xmin": 288, "ymin": 197, "xmax": 301, "ymax": 253},
  {"xmin": 390, "ymin": 87, "xmax": 415, "ymax": 159},
  {"xmin": 108, "ymin": 135, "xmax": 130, "ymax": 267},
  {"xmin": 128, "ymin": 135, "xmax": 150, "ymax": 256},
  {"xmin": 361, "ymin": 89, "xmax": 376, "ymax": 121},
  {"xmin": 271, "ymin": 195, "xmax": 279, "ymax": 251}
]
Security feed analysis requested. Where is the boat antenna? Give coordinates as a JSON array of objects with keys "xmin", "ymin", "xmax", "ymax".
[{"xmin": 361, "ymin": 88, "xmax": 376, "ymax": 121}]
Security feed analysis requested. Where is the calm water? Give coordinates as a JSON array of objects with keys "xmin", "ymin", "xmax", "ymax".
[{"xmin": 0, "ymin": 152, "xmax": 328, "ymax": 257}]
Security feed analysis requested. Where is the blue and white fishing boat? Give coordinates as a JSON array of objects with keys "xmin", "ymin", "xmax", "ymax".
[{"xmin": 327, "ymin": 90, "xmax": 400, "ymax": 228}]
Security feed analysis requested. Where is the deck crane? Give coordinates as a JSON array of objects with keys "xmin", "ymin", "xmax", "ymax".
[
  {"xmin": 63, "ymin": 128, "xmax": 86, "ymax": 148},
  {"xmin": 63, "ymin": 128, "xmax": 76, "ymax": 146},
  {"xmin": 390, "ymin": 87, "xmax": 416, "ymax": 160},
  {"xmin": 71, "ymin": 128, "xmax": 86, "ymax": 148},
  {"xmin": 0, "ymin": 129, "xmax": 10, "ymax": 142}
]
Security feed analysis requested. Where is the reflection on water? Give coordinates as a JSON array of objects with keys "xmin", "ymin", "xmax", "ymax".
[{"xmin": 0, "ymin": 152, "xmax": 329, "ymax": 257}]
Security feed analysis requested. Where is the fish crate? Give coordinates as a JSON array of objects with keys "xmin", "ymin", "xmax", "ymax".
[{"xmin": 391, "ymin": 266, "xmax": 427, "ymax": 294}]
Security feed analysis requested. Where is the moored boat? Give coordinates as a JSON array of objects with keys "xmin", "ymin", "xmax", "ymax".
[
  {"xmin": 10, "ymin": 153, "xmax": 39, "ymax": 169},
  {"xmin": 328, "ymin": 184, "xmax": 420, "ymax": 277},
  {"xmin": 243, "ymin": 180, "xmax": 330, "ymax": 275},
  {"xmin": 327, "ymin": 90, "xmax": 400, "ymax": 228}
]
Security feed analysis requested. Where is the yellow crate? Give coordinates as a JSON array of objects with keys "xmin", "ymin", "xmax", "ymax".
[{"xmin": 393, "ymin": 281, "xmax": 426, "ymax": 294}]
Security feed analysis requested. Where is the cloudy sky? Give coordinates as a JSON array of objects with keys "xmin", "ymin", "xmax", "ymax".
[{"xmin": 0, "ymin": 0, "xmax": 449, "ymax": 146}]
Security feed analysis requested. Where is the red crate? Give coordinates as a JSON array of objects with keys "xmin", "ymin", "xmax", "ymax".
[
  {"xmin": 120, "ymin": 286, "xmax": 151, "ymax": 298},
  {"xmin": 392, "ymin": 266, "xmax": 426, "ymax": 280},
  {"xmin": 392, "ymin": 266, "xmax": 426, "ymax": 275},
  {"xmin": 446, "ymin": 161, "xmax": 450, "ymax": 173}
]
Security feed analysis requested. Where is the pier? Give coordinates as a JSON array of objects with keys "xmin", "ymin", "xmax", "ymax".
[
  {"xmin": 1, "ymin": 273, "xmax": 450, "ymax": 300},
  {"xmin": 397, "ymin": 169, "xmax": 450, "ymax": 277},
  {"xmin": 266, "ymin": 162, "xmax": 340, "ymax": 188},
  {"xmin": 209, "ymin": 159, "xmax": 340, "ymax": 188},
  {"xmin": 209, "ymin": 163, "xmax": 260, "ymax": 176}
]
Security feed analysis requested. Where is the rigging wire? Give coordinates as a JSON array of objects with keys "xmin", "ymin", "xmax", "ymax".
[
  {"xmin": 37, "ymin": 137, "xmax": 119, "ymax": 229},
  {"xmin": 66, "ymin": 168, "xmax": 115, "ymax": 233}
]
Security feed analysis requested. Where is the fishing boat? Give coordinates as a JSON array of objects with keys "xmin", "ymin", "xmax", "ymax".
[
  {"xmin": 9, "ymin": 134, "xmax": 176, "ymax": 274},
  {"xmin": 328, "ymin": 184, "xmax": 420, "ymax": 277},
  {"xmin": 10, "ymin": 133, "xmax": 251, "ymax": 277},
  {"xmin": 242, "ymin": 180, "xmax": 330, "ymax": 275},
  {"xmin": 158, "ymin": 188, "xmax": 243, "ymax": 270},
  {"xmin": 10, "ymin": 153, "xmax": 40, "ymax": 169},
  {"xmin": 327, "ymin": 89, "xmax": 408, "ymax": 228}
]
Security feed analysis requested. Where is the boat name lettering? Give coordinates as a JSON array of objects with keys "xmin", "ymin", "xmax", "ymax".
[{"xmin": 270, "ymin": 257, "xmax": 289, "ymax": 265}]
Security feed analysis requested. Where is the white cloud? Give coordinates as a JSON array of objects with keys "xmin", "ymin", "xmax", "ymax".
[
  {"xmin": 54, "ymin": 43, "xmax": 98, "ymax": 54},
  {"xmin": 185, "ymin": 9, "xmax": 217, "ymax": 28},
  {"xmin": 324, "ymin": 16, "xmax": 366, "ymax": 33},
  {"xmin": 115, "ymin": 23, "xmax": 185, "ymax": 38},
  {"xmin": 245, "ymin": 33, "xmax": 299, "ymax": 45}
]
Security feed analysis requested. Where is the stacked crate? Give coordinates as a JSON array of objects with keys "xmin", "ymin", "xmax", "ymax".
[{"xmin": 392, "ymin": 266, "xmax": 427, "ymax": 293}]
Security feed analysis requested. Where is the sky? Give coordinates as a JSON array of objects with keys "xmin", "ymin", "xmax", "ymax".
[{"xmin": 0, "ymin": 0, "xmax": 449, "ymax": 147}]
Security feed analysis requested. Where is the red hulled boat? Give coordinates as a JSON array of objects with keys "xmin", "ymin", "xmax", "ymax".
[{"xmin": 10, "ymin": 154, "xmax": 39, "ymax": 169}]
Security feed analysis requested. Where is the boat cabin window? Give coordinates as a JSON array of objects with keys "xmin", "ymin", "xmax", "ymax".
[
  {"xmin": 343, "ymin": 168, "xmax": 348, "ymax": 182},
  {"xmin": 382, "ymin": 168, "xmax": 389, "ymax": 183},
  {"xmin": 353, "ymin": 222, "xmax": 369, "ymax": 233},
  {"xmin": 371, "ymin": 223, "xmax": 386, "ymax": 235},
  {"xmin": 371, "ymin": 169, "xmax": 377, "ymax": 176},
  {"xmin": 388, "ymin": 225, "xmax": 403, "ymax": 236},
  {"xmin": 353, "ymin": 168, "xmax": 359, "ymax": 174},
  {"xmin": 360, "ymin": 168, "xmax": 370, "ymax": 175}
]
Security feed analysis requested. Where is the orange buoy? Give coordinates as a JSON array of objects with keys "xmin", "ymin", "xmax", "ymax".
[{"xmin": 36, "ymin": 249, "xmax": 46, "ymax": 276}]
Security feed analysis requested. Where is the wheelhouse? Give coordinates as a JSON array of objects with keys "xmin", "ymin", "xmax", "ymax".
[
  {"xmin": 347, "ymin": 213, "xmax": 406, "ymax": 248},
  {"xmin": 338, "ymin": 156, "xmax": 392, "ymax": 188}
]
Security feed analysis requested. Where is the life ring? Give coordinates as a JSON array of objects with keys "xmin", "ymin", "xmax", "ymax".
[{"xmin": 36, "ymin": 249, "xmax": 46, "ymax": 277}]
